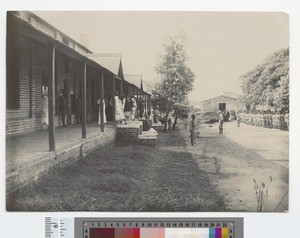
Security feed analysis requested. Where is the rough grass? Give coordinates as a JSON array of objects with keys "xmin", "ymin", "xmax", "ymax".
[{"xmin": 7, "ymin": 129, "xmax": 224, "ymax": 212}]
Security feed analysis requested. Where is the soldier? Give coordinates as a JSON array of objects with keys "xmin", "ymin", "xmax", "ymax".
[
  {"xmin": 273, "ymin": 113, "xmax": 280, "ymax": 129},
  {"xmin": 218, "ymin": 111, "xmax": 224, "ymax": 134},
  {"xmin": 279, "ymin": 112, "xmax": 285, "ymax": 130},
  {"xmin": 284, "ymin": 113, "xmax": 289, "ymax": 130},
  {"xmin": 236, "ymin": 111, "xmax": 241, "ymax": 127},
  {"xmin": 263, "ymin": 112, "xmax": 268, "ymax": 128},
  {"xmin": 268, "ymin": 112, "xmax": 273, "ymax": 128}
]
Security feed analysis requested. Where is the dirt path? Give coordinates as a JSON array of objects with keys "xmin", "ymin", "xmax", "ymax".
[{"xmin": 179, "ymin": 121, "xmax": 289, "ymax": 212}]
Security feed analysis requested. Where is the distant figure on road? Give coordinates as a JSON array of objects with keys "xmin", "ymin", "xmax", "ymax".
[
  {"xmin": 58, "ymin": 89, "xmax": 67, "ymax": 127},
  {"xmin": 190, "ymin": 114, "xmax": 196, "ymax": 146},
  {"xmin": 236, "ymin": 111, "xmax": 241, "ymax": 127},
  {"xmin": 218, "ymin": 111, "xmax": 224, "ymax": 134}
]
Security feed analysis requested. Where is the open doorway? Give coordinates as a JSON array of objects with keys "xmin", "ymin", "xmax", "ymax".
[{"xmin": 219, "ymin": 103, "xmax": 226, "ymax": 111}]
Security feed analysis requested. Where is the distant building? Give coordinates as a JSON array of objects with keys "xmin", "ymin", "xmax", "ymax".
[{"xmin": 200, "ymin": 92, "xmax": 241, "ymax": 112}]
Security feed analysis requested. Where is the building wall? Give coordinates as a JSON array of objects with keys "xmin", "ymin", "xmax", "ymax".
[
  {"xmin": 201, "ymin": 96, "xmax": 240, "ymax": 112},
  {"xmin": 6, "ymin": 32, "xmax": 51, "ymax": 135},
  {"xmin": 6, "ymin": 31, "xmax": 98, "ymax": 135},
  {"xmin": 6, "ymin": 12, "xmax": 150, "ymax": 135}
]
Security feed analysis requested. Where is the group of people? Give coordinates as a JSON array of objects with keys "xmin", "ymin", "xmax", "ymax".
[
  {"xmin": 96, "ymin": 91, "xmax": 144, "ymax": 126},
  {"xmin": 188, "ymin": 109, "xmax": 289, "ymax": 147},
  {"xmin": 239, "ymin": 111, "xmax": 289, "ymax": 130},
  {"xmin": 57, "ymin": 88, "xmax": 144, "ymax": 128}
]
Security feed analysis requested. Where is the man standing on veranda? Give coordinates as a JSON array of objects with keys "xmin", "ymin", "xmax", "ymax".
[{"xmin": 59, "ymin": 88, "xmax": 67, "ymax": 127}]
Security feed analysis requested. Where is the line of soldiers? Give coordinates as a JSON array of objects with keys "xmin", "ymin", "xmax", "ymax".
[{"xmin": 239, "ymin": 111, "xmax": 289, "ymax": 131}]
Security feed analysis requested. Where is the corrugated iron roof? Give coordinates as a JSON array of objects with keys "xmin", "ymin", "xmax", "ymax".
[
  {"xmin": 222, "ymin": 91, "xmax": 240, "ymax": 99},
  {"xmin": 11, "ymin": 12, "xmax": 151, "ymax": 96},
  {"xmin": 124, "ymin": 74, "xmax": 142, "ymax": 88},
  {"xmin": 201, "ymin": 91, "xmax": 241, "ymax": 102},
  {"xmin": 87, "ymin": 53, "xmax": 123, "ymax": 77},
  {"xmin": 11, "ymin": 11, "xmax": 92, "ymax": 55},
  {"xmin": 124, "ymin": 74, "xmax": 152, "ymax": 95}
]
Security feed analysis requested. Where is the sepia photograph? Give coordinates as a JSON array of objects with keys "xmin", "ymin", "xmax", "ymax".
[{"xmin": 6, "ymin": 11, "xmax": 289, "ymax": 212}]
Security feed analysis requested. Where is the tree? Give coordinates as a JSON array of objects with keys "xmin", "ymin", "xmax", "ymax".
[
  {"xmin": 172, "ymin": 103, "xmax": 190, "ymax": 130},
  {"xmin": 241, "ymin": 48, "xmax": 289, "ymax": 112},
  {"xmin": 153, "ymin": 35, "xmax": 195, "ymax": 130}
]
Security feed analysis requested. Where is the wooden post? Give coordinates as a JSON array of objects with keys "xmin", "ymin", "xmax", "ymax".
[
  {"xmin": 120, "ymin": 78, "xmax": 124, "ymax": 96},
  {"xmin": 144, "ymin": 93, "xmax": 147, "ymax": 116},
  {"xmin": 148, "ymin": 95, "xmax": 151, "ymax": 114},
  {"xmin": 112, "ymin": 76, "xmax": 116, "ymax": 126},
  {"xmin": 100, "ymin": 71, "xmax": 104, "ymax": 132},
  {"xmin": 48, "ymin": 43, "xmax": 55, "ymax": 151},
  {"xmin": 82, "ymin": 61, "xmax": 87, "ymax": 138},
  {"xmin": 137, "ymin": 89, "xmax": 141, "ymax": 118}
]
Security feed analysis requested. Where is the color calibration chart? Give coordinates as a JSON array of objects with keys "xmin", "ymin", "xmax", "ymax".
[{"xmin": 46, "ymin": 217, "xmax": 243, "ymax": 238}]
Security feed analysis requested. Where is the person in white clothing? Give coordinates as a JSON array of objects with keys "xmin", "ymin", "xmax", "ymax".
[
  {"xmin": 114, "ymin": 91, "xmax": 127, "ymax": 124},
  {"xmin": 130, "ymin": 96, "xmax": 137, "ymax": 120},
  {"xmin": 97, "ymin": 96, "xmax": 106, "ymax": 125},
  {"xmin": 41, "ymin": 88, "xmax": 48, "ymax": 131}
]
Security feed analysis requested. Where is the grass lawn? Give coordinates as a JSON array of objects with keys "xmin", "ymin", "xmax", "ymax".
[{"xmin": 7, "ymin": 129, "xmax": 225, "ymax": 212}]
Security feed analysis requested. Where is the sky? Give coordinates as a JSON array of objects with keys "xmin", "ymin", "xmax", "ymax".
[{"xmin": 33, "ymin": 11, "xmax": 289, "ymax": 102}]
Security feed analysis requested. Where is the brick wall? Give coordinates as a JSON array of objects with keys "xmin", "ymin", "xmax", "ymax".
[
  {"xmin": 116, "ymin": 127, "xmax": 140, "ymax": 145},
  {"xmin": 6, "ymin": 31, "xmax": 98, "ymax": 135},
  {"xmin": 6, "ymin": 130, "xmax": 116, "ymax": 194},
  {"xmin": 116, "ymin": 122, "xmax": 142, "ymax": 145},
  {"xmin": 6, "ymin": 32, "xmax": 50, "ymax": 135}
]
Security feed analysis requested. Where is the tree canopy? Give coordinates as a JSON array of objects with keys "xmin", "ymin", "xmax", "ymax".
[
  {"xmin": 152, "ymin": 35, "xmax": 195, "ymax": 123},
  {"xmin": 241, "ymin": 48, "xmax": 289, "ymax": 112}
]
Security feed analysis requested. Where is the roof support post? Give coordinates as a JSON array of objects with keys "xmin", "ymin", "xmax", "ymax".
[
  {"xmin": 100, "ymin": 71, "xmax": 105, "ymax": 132},
  {"xmin": 112, "ymin": 76, "xmax": 116, "ymax": 127},
  {"xmin": 82, "ymin": 60, "xmax": 87, "ymax": 139},
  {"xmin": 48, "ymin": 42, "xmax": 56, "ymax": 151}
]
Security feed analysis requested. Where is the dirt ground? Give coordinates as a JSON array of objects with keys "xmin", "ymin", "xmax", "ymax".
[
  {"xmin": 7, "ymin": 120, "xmax": 288, "ymax": 212},
  {"xmin": 182, "ymin": 121, "xmax": 288, "ymax": 212}
]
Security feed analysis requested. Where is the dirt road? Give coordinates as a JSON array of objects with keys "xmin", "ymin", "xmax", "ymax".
[{"xmin": 180, "ymin": 121, "xmax": 289, "ymax": 212}]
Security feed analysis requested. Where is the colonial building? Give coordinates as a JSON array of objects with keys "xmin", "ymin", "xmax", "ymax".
[
  {"xmin": 6, "ymin": 11, "xmax": 150, "ymax": 148},
  {"xmin": 200, "ymin": 92, "xmax": 241, "ymax": 112}
]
